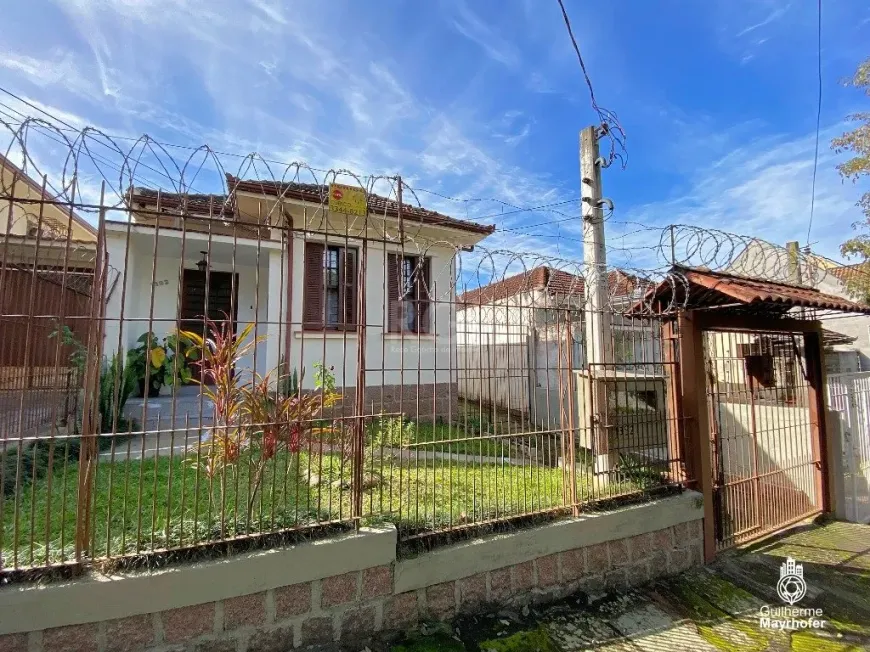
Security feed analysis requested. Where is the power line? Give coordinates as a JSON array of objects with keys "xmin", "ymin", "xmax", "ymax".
[
  {"xmin": 806, "ymin": 0, "xmax": 822, "ymax": 246},
  {"xmin": 555, "ymin": 0, "xmax": 627, "ymax": 168}
]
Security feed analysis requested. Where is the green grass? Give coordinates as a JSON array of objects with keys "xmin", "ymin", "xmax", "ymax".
[
  {"xmin": 368, "ymin": 402, "xmax": 536, "ymax": 459},
  {"xmin": 1, "ymin": 446, "xmax": 582, "ymax": 568}
]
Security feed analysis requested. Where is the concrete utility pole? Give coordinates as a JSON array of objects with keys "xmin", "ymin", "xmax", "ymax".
[
  {"xmin": 580, "ymin": 126, "xmax": 615, "ymax": 483},
  {"xmin": 786, "ymin": 241, "xmax": 802, "ymax": 286}
]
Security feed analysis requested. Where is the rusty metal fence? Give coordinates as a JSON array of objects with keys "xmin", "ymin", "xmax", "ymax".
[
  {"xmin": 0, "ymin": 121, "xmax": 705, "ymax": 575},
  {"xmin": 703, "ymin": 329, "xmax": 822, "ymax": 551}
]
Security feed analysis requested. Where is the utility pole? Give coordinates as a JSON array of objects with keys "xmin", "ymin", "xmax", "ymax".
[
  {"xmin": 580, "ymin": 126, "xmax": 615, "ymax": 484},
  {"xmin": 786, "ymin": 241, "xmax": 802, "ymax": 286}
]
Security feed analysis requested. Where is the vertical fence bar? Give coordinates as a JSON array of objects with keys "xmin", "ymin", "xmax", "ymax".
[{"xmin": 74, "ymin": 180, "xmax": 106, "ymax": 561}]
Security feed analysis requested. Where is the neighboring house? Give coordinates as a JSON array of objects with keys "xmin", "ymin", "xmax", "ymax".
[
  {"xmin": 102, "ymin": 176, "xmax": 494, "ymax": 419},
  {"xmin": 455, "ymin": 266, "xmax": 662, "ymax": 428},
  {"xmin": 730, "ymin": 241, "xmax": 870, "ymax": 372},
  {"xmin": 1, "ymin": 154, "xmax": 98, "ymax": 436}
]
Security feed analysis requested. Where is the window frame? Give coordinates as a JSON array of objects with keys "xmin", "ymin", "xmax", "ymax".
[
  {"xmin": 389, "ymin": 253, "xmax": 432, "ymax": 334},
  {"xmin": 303, "ymin": 242, "xmax": 359, "ymax": 332}
]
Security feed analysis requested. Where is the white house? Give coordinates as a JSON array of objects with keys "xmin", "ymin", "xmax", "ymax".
[
  {"xmin": 102, "ymin": 177, "xmax": 494, "ymax": 421},
  {"xmin": 729, "ymin": 241, "xmax": 870, "ymax": 373},
  {"xmin": 455, "ymin": 266, "xmax": 665, "ymax": 439}
]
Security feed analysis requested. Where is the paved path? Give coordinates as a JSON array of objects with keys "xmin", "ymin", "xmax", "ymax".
[{"xmin": 393, "ymin": 520, "xmax": 870, "ymax": 651}]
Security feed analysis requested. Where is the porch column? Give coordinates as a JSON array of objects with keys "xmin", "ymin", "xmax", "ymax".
[{"xmin": 265, "ymin": 247, "xmax": 286, "ymax": 378}]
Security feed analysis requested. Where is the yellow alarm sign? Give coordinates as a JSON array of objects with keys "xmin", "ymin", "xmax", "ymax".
[{"xmin": 328, "ymin": 183, "xmax": 367, "ymax": 217}]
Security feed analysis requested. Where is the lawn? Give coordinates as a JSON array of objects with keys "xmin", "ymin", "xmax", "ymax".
[
  {"xmin": 1, "ymin": 412, "xmax": 662, "ymax": 569},
  {"xmin": 370, "ymin": 402, "xmax": 541, "ymax": 459},
  {"xmin": 1, "ymin": 446, "xmax": 580, "ymax": 568}
]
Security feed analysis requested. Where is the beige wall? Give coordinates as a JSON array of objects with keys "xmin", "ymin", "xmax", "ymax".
[
  {"xmin": 0, "ymin": 492, "xmax": 704, "ymax": 650},
  {"xmin": 0, "ymin": 161, "xmax": 96, "ymax": 242}
]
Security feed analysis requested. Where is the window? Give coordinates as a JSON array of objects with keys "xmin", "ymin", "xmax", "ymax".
[
  {"xmin": 388, "ymin": 253, "xmax": 431, "ymax": 333},
  {"xmin": 302, "ymin": 242, "xmax": 357, "ymax": 330}
]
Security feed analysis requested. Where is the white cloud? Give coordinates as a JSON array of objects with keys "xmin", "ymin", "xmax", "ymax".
[
  {"xmin": 448, "ymin": 0, "xmax": 520, "ymax": 68},
  {"xmin": 614, "ymin": 122, "xmax": 864, "ymax": 267}
]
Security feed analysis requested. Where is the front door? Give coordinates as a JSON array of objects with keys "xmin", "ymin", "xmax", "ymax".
[{"xmin": 180, "ymin": 269, "xmax": 238, "ymax": 383}]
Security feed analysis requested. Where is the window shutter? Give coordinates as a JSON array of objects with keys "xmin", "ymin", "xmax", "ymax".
[
  {"xmin": 419, "ymin": 257, "xmax": 432, "ymax": 334},
  {"xmin": 303, "ymin": 242, "xmax": 325, "ymax": 329},
  {"xmin": 387, "ymin": 253, "xmax": 401, "ymax": 333}
]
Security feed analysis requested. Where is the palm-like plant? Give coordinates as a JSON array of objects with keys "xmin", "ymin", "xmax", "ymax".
[{"xmin": 182, "ymin": 318, "xmax": 341, "ymax": 525}]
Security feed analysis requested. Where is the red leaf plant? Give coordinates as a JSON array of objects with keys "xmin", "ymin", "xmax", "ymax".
[{"xmin": 182, "ymin": 318, "xmax": 341, "ymax": 525}]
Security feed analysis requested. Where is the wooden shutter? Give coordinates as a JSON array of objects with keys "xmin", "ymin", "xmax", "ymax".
[
  {"xmin": 303, "ymin": 242, "xmax": 325, "ymax": 329},
  {"xmin": 387, "ymin": 253, "xmax": 401, "ymax": 333},
  {"xmin": 419, "ymin": 257, "xmax": 432, "ymax": 334}
]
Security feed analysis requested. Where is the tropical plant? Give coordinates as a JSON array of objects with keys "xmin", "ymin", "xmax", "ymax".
[
  {"xmin": 277, "ymin": 361, "xmax": 300, "ymax": 398},
  {"xmin": 126, "ymin": 330, "xmax": 196, "ymax": 397},
  {"xmin": 98, "ymin": 353, "xmax": 136, "ymax": 433},
  {"xmin": 181, "ymin": 319, "xmax": 341, "ymax": 524},
  {"xmin": 49, "ymin": 322, "xmax": 87, "ymax": 373}
]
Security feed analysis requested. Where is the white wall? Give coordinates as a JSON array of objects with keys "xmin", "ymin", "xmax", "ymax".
[
  {"xmin": 103, "ymin": 229, "xmax": 270, "ymax": 380},
  {"xmin": 715, "ymin": 402, "xmax": 816, "ymax": 505},
  {"xmin": 284, "ymin": 235, "xmax": 458, "ymax": 389}
]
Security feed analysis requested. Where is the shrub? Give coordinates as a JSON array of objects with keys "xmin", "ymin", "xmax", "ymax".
[
  {"xmin": 98, "ymin": 353, "xmax": 136, "ymax": 434},
  {"xmin": 367, "ymin": 416, "xmax": 415, "ymax": 448}
]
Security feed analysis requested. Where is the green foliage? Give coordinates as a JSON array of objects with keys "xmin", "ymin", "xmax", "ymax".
[
  {"xmin": 98, "ymin": 353, "xmax": 136, "ymax": 433},
  {"xmin": 313, "ymin": 361, "xmax": 336, "ymax": 393},
  {"xmin": 834, "ymin": 57, "xmax": 870, "ymax": 301},
  {"xmin": 126, "ymin": 330, "xmax": 195, "ymax": 396},
  {"xmin": 367, "ymin": 416, "xmax": 415, "ymax": 448},
  {"xmin": 278, "ymin": 363, "xmax": 300, "ymax": 398},
  {"xmin": 48, "ymin": 322, "xmax": 87, "ymax": 372}
]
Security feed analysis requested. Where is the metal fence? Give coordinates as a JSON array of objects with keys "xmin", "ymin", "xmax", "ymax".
[
  {"xmin": 828, "ymin": 371, "xmax": 870, "ymax": 524},
  {"xmin": 0, "ymin": 122, "xmax": 709, "ymax": 574}
]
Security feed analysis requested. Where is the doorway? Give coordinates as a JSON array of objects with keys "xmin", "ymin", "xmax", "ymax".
[{"xmin": 180, "ymin": 269, "xmax": 238, "ymax": 383}]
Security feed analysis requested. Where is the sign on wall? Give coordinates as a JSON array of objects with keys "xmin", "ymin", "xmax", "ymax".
[{"xmin": 328, "ymin": 183, "xmax": 367, "ymax": 217}]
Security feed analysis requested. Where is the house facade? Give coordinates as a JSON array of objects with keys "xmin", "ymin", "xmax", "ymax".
[
  {"xmin": 455, "ymin": 266, "xmax": 665, "ymax": 436},
  {"xmin": 102, "ymin": 177, "xmax": 494, "ymax": 419},
  {"xmin": 730, "ymin": 241, "xmax": 870, "ymax": 373}
]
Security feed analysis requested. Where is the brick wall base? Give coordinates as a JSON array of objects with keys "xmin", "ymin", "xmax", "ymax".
[{"xmin": 0, "ymin": 520, "xmax": 703, "ymax": 652}]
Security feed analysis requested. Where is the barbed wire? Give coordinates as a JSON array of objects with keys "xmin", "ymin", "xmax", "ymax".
[{"xmin": 2, "ymin": 115, "xmax": 866, "ymax": 318}]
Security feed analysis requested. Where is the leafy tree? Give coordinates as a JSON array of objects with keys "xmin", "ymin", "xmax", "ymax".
[{"xmin": 834, "ymin": 58, "xmax": 870, "ymax": 300}]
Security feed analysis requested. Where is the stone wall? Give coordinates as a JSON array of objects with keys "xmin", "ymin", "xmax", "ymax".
[{"xmin": 0, "ymin": 492, "xmax": 704, "ymax": 652}]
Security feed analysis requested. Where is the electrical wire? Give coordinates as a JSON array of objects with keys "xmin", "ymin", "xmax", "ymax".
[{"xmin": 555, "ymin": 0, "xmax": 627, "ymax": 168}]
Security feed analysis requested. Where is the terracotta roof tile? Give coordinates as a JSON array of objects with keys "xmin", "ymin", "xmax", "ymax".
[
  {"xmin": 457, "ymin": 266, "xmax": 641, "ymax": 305},
  {"xmin": 642, "ymin": 266, "xmax": 870, "ymax": 314},
  {"xmin": 226, "ymin": 175, "xmax": 495, "ymax": 236}
]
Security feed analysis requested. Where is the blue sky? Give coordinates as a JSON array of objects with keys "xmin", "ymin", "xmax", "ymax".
[{"xmin": 0, "ymin": 0, "xmax": 868, "ymax": 272}]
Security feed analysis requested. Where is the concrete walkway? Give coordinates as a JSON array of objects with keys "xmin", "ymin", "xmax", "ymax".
[{"xmin": 393, "ymin": 520, "xmax": 870, "ymax": 651}]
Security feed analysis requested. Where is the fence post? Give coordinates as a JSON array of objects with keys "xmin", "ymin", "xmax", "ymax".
[
  {"xmin": 74, "ymin": 181, "xmax": 107, "ymax": 560},
  {"xmin": 351, "ymin": 205, "xmax": 369, "ymax": 520},
  {"xmin": 565, "ymin": 311, "xmax": 578, "ymax": 514},
  {"xmin": 804, "ymin": 328, "xmax": 831, "ymax": 514}
]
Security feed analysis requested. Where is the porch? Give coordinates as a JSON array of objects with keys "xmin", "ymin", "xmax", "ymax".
[{"xmin": 102, "ymin": 222, "xmax": 281, "ymax": 381}]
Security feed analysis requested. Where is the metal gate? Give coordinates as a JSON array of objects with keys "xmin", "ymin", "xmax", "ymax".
[
  {"xmin": 703, "ymin": 329, "xmax": 822, "ymax": 551},
  {"xmin": 828, "ymin": 371, "xmax": 870, "ymax": 524}
]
